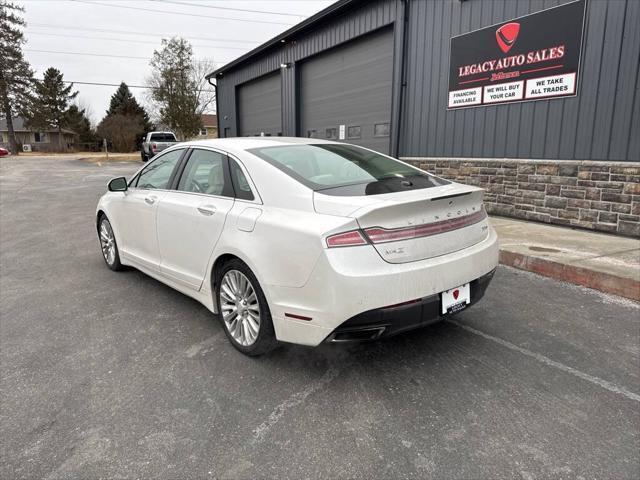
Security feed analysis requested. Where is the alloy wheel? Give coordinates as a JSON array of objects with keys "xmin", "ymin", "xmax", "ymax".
[
  {"xmin": 99, "ymin": 219, "xmax": 116, "ymax": 266},
  {"xmin": 220, "ymin": 269, "xmax": 261, "ymax": 346}
]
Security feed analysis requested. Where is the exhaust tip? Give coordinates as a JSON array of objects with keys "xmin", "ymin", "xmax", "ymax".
[{"xmin": 328, "ymin": 326, "xmax": 386, "ymax": 343}]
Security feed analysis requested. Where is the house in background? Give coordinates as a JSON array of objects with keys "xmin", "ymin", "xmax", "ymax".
[
  {"xmin": 0, "ymin": 117, "xmax": 78, "ymax": 153},
  {"xmin": 198, "ymin": 114, "xmax": 218, "ymax": 138}
]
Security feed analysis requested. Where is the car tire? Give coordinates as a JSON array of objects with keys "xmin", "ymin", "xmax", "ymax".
[
  {"xmin": 141, "ymin": 151, "xmax": 148, "ymax": 162},
  {"xmin": 98, "ymin": 215, "xmax": 123, "ymax": 271},
  {"xmin": 216, "ymin": 259, "xmax": 278, "ymax": 356}
]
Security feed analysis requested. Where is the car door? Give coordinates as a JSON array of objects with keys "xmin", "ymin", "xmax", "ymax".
[
  {"xmin": 117, "ymin": 148, "xmax": 185, "ymax": 270},
  {"xmin": 156, "ymin": 148, "xmax": 235, "ymax": 289}
]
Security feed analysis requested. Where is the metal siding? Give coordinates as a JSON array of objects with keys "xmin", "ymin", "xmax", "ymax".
[
  {"xmin": 216, "ymin": 0, "xmax": 638, "ymax": 161},
  {"xmin": 216, "ymin": 0, "xmax": 397, "ymax": 139},
  {"xmin": 397, "ymin": 0, "xmax": 638, "ymax": 161},
  {"xmin": 629, "ymin": 66, "xmax": 640, "ymax": 161},
  {"xmin": 574, "ymin": 0, "xmax": 608, "ymax": 159},
  {"xmin": 299, "ymin": 28, "xmax": 394, "ymax": 153},
  {"xmin": 591, "ymin": 0, "xmax": 628, "ymax": 159},
  {"xmin": 610, "ymin": 0, "xmax": 640, "ymax": 160}
]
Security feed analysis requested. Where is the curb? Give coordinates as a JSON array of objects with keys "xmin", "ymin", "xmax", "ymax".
[{"xmin": 499, "ymin": 250, "xmax": 640, "ymax": 301}]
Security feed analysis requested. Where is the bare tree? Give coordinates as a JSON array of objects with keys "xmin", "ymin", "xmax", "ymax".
[
  {"xmin": 192, "ymin": 58, "xmax": 217, "ymax": 116},
  {"xmin": 74, "ymin": 97, "xmax": 96, "ymax": 129},
  {"xmin": 146, "ymin": 37, "xmax": 216, "ymax": 140},
  {"xmin": 96, "ymin": 114, "xmax": 144, "ymax": 152}
]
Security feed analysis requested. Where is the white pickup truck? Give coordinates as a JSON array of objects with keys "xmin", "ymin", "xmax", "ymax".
[{"xmin": 140, "ymin": 131, "xmax": 178, "ymax": 162}]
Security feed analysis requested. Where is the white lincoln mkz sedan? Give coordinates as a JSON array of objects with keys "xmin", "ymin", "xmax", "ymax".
[{"xmin": 96, "ymin": 137, "xmax": 498, "ymax": 355}]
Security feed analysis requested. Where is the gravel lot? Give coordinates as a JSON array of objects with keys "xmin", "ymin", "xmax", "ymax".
[{"xmin": 1, "ymin": 156, "xmax": 639, "ymax": 479}]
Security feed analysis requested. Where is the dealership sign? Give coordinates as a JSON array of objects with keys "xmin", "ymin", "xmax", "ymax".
[{"xmin": 447, "ymin": 0, "xmax": 586, "ymax": 109}]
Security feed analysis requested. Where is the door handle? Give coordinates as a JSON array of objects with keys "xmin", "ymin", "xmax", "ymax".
[
  {"xmin": 144, "ymin": 196, "xmax": 157, "ymax": 205},
  {"xmin": 197, "ymin": 205, "xmax": 217, "ymax": 216}
]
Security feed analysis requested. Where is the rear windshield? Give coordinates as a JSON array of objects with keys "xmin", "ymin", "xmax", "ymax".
[
  {"xmin": 150, "ymin": 133, "xmax": 176, "ymax": 142},
  {"xmin": 248, "ymin": 143, "xmax": 449, "ymax": 196}
]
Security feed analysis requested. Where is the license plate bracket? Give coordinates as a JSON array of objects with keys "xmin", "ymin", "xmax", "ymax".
[{"xmin": 441, "ymin": 283, "xmax": 471, "ymax": 315}]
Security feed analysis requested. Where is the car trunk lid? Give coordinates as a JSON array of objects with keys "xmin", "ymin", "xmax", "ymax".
[{"xmin": 314, "ymin": 184, "xmax": 489, "ymax": 263}]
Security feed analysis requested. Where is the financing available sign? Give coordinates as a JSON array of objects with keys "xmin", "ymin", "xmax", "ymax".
[{"xmin": 447, "ymin": 0, "xmax": 586, "ymax": 109}]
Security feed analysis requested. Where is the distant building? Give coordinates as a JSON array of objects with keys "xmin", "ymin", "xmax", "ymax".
[
  {"xmin": 0, "ymin": 117, "xmax": 78, "ymax": 152},
  {"xmin": 198, "ymin": 114, "xmax": 218, "ymax": 138}
]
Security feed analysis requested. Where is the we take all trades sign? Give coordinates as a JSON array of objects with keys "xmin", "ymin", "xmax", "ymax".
[{"xmin": 447, "ymin": 0, "xmax": 585, "ymax": 109}]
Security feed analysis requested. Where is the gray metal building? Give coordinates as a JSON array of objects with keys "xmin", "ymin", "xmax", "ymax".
[
  {"xmin": 209, "ymin": 0, "xmax": 639, "ymax": 162},
  {"xmin": 209, "ymin": 0, "xmax": 639, "ymax": 235}
]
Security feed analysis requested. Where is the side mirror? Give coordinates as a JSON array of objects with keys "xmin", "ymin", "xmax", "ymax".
[{"xmin": 108, "ymin": 177, "xmax": 128, "ymax": 192}]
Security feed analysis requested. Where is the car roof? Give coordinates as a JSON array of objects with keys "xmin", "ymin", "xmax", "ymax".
[{"xmin": 180, "ymin": 136, "xmax": 340, "ymax": 156}]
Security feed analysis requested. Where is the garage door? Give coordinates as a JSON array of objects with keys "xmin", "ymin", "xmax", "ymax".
[
  {"xmin": 299, "ymin": 28, "xmax": 394, "ymax": 153},
  {"xmin": 237, "ymin": 72, "xmax": 282, "ymax": 136}
]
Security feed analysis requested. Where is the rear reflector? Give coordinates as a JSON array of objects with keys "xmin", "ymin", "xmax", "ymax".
[
  {"xmin": 326, "ymin": 230, "xmax": 368, "ymax": 248},
  {"xmin": 364, "ymin": 209, "xmax": 486, "ymax": 244},
  {"xmin": 284, "ymin": 313, "xmax": 312, "ymax": 321}
]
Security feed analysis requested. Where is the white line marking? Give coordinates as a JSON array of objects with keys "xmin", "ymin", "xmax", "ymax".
[
  {"xmin": 449, "ymin": 320, "xmax": 640, "ymax": 403},
  {"xmin": 252, "ymin": 366, "xmax": 341, "ymax": 443}
]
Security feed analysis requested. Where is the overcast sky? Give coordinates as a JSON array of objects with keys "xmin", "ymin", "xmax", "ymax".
[{"xmin": 18, "ymin": 0, "xmax": 333, "ymax": 124}]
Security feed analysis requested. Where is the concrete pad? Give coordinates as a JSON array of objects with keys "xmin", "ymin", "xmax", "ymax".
[{"xmin": 491, "ymin": 216, "xmax": 640, "ymax": 300}]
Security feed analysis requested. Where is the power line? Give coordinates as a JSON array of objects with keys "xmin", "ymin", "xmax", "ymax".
[
  {"xmin": 26, "ymin": 49, "xmax": 149, "ymax": 61},
  {"xmin": 150, "ymin": 0, "xmax": 304, "ymax": 18},
  {"xmin": 69, "ymin": 0, "xmax": 295, "ymax": 26},
  {"xmin": 27, "ymin": 31, "xmax": 252, "ymax": 51},
  {"xmin": 24, "ymin": 48, "xmax": 230, "ymax": 63},
  {"xmin": 61, "ymin": 80, "xmax": 215, "ymax": 93},
  {"xmin": 28, "ymin": 23, "xmax": 260, "ymax": 44}
]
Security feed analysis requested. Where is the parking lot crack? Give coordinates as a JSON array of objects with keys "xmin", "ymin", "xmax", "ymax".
[{"xmin": 251, "ymin": 364, "xmax": 342, "ymax": 444}]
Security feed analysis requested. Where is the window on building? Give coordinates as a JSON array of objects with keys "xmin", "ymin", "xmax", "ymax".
[
  {"xmin": 347, "ymin": 126, "xmax": 361, "ymax": 139},
  {"xmin": 199, "ymin": 128, "xmax": 207, "ymax": 136},
  {"xmin": 374, "ymin": 123, "xmax": 390, "ymax": 137},
  {"xmin": 307, "ymin": 130, "xmax": 317, "ymax": 138},
  {"xmin": 326, "ymin": 128, "xmax": 338, "ymax": 140},
  {"xmin": 34, "ymin": 132, "xmax": 48, "ymax": 143}
]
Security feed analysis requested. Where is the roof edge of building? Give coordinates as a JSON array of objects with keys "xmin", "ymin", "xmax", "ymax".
[{"xmin": 207, "ymin": 0, "xmax": 358, "ymax": 79}]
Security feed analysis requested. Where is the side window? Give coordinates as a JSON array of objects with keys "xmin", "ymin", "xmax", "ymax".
[
  {"xmin": 177, "ymin": 149, "xmax": 228, "ymax": 196},
  {"xmin": 229, "ymin": 159, "xmax": 255, "ymax": 201},
  {"xmin": 136, "ymin": 149, "xmax": 184, "ymax": 189}
]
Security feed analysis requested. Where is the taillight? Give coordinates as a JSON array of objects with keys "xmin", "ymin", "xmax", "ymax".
[
  {"xmin": 364, "ymin": 209, "xmax": 486, "ymax": 244},
  {"xmin": 152, "ymin": 143, "xmax": 157, "ymax": 150},
  {"xmin": 326, "ymin": 230, "xmax": 368, "ymax": 248}
]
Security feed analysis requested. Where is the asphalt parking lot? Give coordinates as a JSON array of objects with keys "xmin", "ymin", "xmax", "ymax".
[{"xmin": 1, "ymin": 156, "xmax": 639, "ymax": 479}]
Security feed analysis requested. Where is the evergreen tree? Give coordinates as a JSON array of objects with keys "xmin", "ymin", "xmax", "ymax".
[
  {"xmin": 25, "ymin": 67, "xmax": 78, "ymax": 150},
  {"xmin": 106, "ymin": 82, "xmax": 153, "ymax": 133},
  {"xmin": 97, "ymin": 83, "xmax": 152, "ymax": 151},
  {"xmin": 0, "ymin": 1, "xmax": 35, "ymax": 154},
  {"xmin": 66, "ymin": 104, "xmax": 97, "ymax": 148}
]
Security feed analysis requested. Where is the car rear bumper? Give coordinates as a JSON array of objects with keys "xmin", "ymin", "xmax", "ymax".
[
  {"xmin": 324, "ymin": 268, "xmax": 495, "ymax": 342},
  {"xmin": 266, "ymin": 227, "xmax": 499, "ymax": 346}
]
